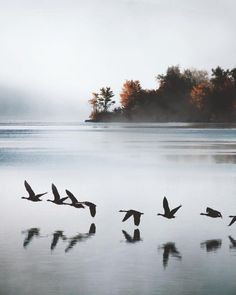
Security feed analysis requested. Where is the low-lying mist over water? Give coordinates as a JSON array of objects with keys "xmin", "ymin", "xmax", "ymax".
[{"xmin": 1, "ymin": 122, "xmax": 236, "ymax": 295}]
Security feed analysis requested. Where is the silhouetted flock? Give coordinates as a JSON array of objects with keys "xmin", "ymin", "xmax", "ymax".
[{"xmin": 22, "ymin": 180, "xmax": 236, "ymax": 227}]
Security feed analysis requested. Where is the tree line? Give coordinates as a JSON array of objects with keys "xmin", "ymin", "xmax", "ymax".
[{"xmin": 87, "ymin": 65, "xmax": 236, "ymax": 122}]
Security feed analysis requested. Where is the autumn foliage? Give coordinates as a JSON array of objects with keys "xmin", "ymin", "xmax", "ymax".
[{"xmin": 88, "ymin": 66, "xmax": 236, "ymax": 122}]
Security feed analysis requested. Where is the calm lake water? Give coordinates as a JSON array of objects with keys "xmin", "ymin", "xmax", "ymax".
[{"xmin": 1, "ymin": 122, "xmax": 236, "ymax": 295}]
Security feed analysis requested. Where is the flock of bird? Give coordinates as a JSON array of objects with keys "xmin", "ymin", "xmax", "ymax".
[{"xmin": 22, "ymin": 181, "xmax": 236, "ymax": 227}]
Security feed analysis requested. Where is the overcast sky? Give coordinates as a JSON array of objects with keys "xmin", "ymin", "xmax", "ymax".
[{"xmin": 0, "ymin": 0, "xmax": 235, "ymax": 119}]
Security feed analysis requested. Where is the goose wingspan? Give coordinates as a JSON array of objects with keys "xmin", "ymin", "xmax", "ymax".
[
  {"xmin": 84, "ymin": 202, "xmax": 96, "ymax": 217},
  {"xmin": 228, "ymin": 217, "xmax": 236, "ymax": 226},
  {"xmin": 65, "ymin": 189, "xmax": 78, "ymax": 204},
  {"xmin": 24, "ymin": 180, "xmax": 35, "ymax": 197},
  {"xmin": 163, "ymin": 197, "xmax": 170, "ymax": 214},
  {"xmin": 52, "ymin": 184, "xmax": 61, "ymax": 201},
  {"xmin": 170, "ymin": 205, "xmax": 182, "ymax": 216},
  {"xmin": 122, "ymin": 211, "xmax": 133, "ymax": 222},
  {"xmin": 133, "ymin": 213, "xmax": 141, "ymax": 226}
]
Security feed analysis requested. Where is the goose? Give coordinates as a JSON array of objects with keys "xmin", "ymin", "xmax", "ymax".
[
  {"xmin": 200, "ymin": 207, "xmax": 222, "ymax": 218},
  {"xmin": 47, "ymin": 184, "xmax": 69, "ymax": 205},
  {"xmin": 21, "ymin": 180, "xmax": 47, "ymax": 202},
  {"xmin": 157, "ymin": 197, "xmax": 182, "ymax": 219},
  {"xmin": 119, "ymin": 209, "xmax": 144, "ymax": 226},
  {"xmin": 65, "ymin": 190, "xmax": 85, "ymax": 209},
  {"xmin": 65, "ymin": 190, "xmax": 96, "ymax": 216},
  {"xmin": 228, "ymin": 216, "xmax": 236, "ymax": 226}
]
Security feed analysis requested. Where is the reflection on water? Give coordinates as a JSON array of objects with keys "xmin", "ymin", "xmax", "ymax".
[
  {"xmin": 2, "ymin": 123, "xmax": 236, "ymax": 295},
  {"xmin": 121, "ymin": 229, "xmax": 142, "ymax": 243},
  {"xmin": 201, "ymin": 239, "xmax": 222, "ymax": 252},
  {"xmin": 22, "ymin": 228, "xmax": 40, "ymax": 248},
  {"xmin": 65, "ymin": 223, "xmax": 96, "ymax": 253},
  {"xmin": 50, "ymin": 231, "xmax": 67, "ymax": 251},
  {"xmin": 159, "ymin": 242, "xmax": 182, "ymax": 269}
]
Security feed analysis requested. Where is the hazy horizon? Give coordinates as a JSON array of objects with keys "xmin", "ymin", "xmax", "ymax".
[{"xmin": 0, "ymin": 0, "xmax": 235, "ymax": 120}]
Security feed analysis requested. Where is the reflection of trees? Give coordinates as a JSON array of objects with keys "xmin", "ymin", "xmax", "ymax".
[{"xmin": 165, "ymin": 154, "xmax": 236, "ymax": 165}]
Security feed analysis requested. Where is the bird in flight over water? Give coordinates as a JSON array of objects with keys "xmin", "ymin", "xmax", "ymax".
[
  {"xmin": 22, "ymin": 180, "xmax": 47, "ymax": 202},
  {"xmin": 119, "ymin": 209, "xmax": 144, "ymax": 226},
  {"xmin": 200, "ymin": 207, "xmax": 222, "ymax": 218},
  {"xmin": 157, "ymin": 197, "xmax": 182, "ymax": 219},
  {"xmin": 65, "ymin": 190, "xmax": 96, "ymax": 216},
  {"xmin": 47, "ymin": 184, "xmax": 69, "ymax": 205},
  {"xmin": 228, "ymin": 215, "xmax": 236, "ymax": 226}
]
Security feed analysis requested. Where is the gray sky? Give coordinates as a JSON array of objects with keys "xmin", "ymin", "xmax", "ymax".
[{"xmin": 0, "ymin": 0, "xmax": 235, "ymax": 120}]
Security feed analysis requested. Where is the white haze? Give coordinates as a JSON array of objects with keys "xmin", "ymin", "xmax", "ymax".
[{"xmin": 0, "ymin": 0, "xmax": 235, "ymax": 120}]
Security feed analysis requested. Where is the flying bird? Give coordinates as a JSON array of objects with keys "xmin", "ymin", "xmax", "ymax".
[
  {"xmin": 119, "ymin": 209, "xmax": 144, "ymax": 226},
  {"xmin": 228, "ymin": 216, "xmax": 236, "ymax": 226},
  {"xmin": 65, "ymin": 190, "xmax": 85, "ymax": 209},
  {"xmin": 157, "ymin": 197, "xmax": 182, "ymax": 219},
  {"xmin": 200, "ymin": 207, "xmax": 222, "ymax": 218},
  {"xmin": 65, "ymin": 190, "xmax": 96, "ymax": 216},
  {"xmin": 47, "ymin": 184, "xmax": 69, "ymax": 205},
  {"xmin": 22, "ymin": 180, "xmax": 47, "ymax": 202}
]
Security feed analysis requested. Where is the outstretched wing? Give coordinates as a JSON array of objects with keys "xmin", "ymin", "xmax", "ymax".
[
  {"xmin": 122, "ymin": 211, "xmax": 133, "ymax": 222},
  {"xmin": 228, "ymin": 217, "xmax": 236, "ymax": 226},
  {"xmin": 84, "ymin": 202, "xmax": 96, "ymax": 217},
  {"xmin": 24, "ymin": 180, "xmax": 35, "ymax": 197},
  {"xmin": 65, "ymin": 189, "xmax": 78, "ymax": 204},
  {"xmin": 133, "ymin": 213, "xmax": 141, "ymax": 226},
  {"xmin": 163, "ymin": 197, "xmax": 170, "ymax": 214},
  {"xmin": 52, "ymin": 184, "xmax": 60, "ymax": 201},
  {"xmin": 170, "ymin": 205, "xmax": 182, "ymax": 216}
]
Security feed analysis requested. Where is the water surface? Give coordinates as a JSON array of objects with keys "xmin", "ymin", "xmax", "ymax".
[{"xmin": 1, "ymin": 122, "xmax": 236, "ymax": 295}]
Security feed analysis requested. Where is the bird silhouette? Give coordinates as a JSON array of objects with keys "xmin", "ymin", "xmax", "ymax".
[
  {"xmin": 47, "ymin": 184, "xmax": 69, "ymax": 205},
  {"xmin": 22, "ymin": 228, "xmax": 40, "ymax": 248},
  {"xmin": 228, "ymin": 216, "xmax": 236, "ymax": 226},
  {"xmin": 119, "ymin": 210, "xmax": 144, "ymax": 226},
  {"xmin": 160, "ymin": 242, "xmax": 182, "ymax": 268},
  {"xmin": 65, "ymin": 190, "xmax": 85, "ymax": 209},
  {"xmin": 200, "ymin": 207, "xmax": 222, "ymax": 218},
  {"xmin": 200, "ymin": 239, "xmax": 222, "ymax": 252},
  {"xmin": 228, "ymin": 236, "xmax": 236, "ymax": 248},
  {"xmin": 122, "ymin": 229, "xmax": 142, "ymax": 243},
  {"xmin": 50, "ymin": 230, "xmax": 67, "ymax": 251},
  {"xmin": 65, "ymin": 190, "xmax": 96, "ymax": 216},
  {"xmin": 21, "ymin": 180, "xmax": 47, "ymax": 202},
  {"xmin": 157, "ymin": 197, "xmax": 182, "ymax": 219}
]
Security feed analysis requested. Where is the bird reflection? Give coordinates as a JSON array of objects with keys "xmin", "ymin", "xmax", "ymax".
[
  {"xmin": 65, "ymin": 223, "xmax": 96, "ymax": 253},
  {"xmin": 228, "ymin": 236, "xmax": 236, "ymax": 249},
  {"xmin": 159, "ymin": 242, "xmax": 182, "ymax": 268},
  {"xmin": 201, "ymin": 239, "xmax": 222, "ymax": 252},
  {"xmin": 22, "ymin": 228, "xmax": 40, "ymax": 248},
  {"xmin": 122, "ymin": 229, "xmax": 142, "ymax": 243},
  {"xmin": 50, "ymin": 231, "xmax": 67, "ymax": 251}
]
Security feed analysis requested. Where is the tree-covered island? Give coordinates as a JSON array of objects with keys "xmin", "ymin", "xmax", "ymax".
[{"xmin": 86, "ymin": 65, "xmax": 236, "ymax": 122}]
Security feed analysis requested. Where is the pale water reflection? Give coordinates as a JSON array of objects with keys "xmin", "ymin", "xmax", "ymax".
[{"xmin": 1, "ymin": 122, "xmax": 236, "ymax": 295}]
